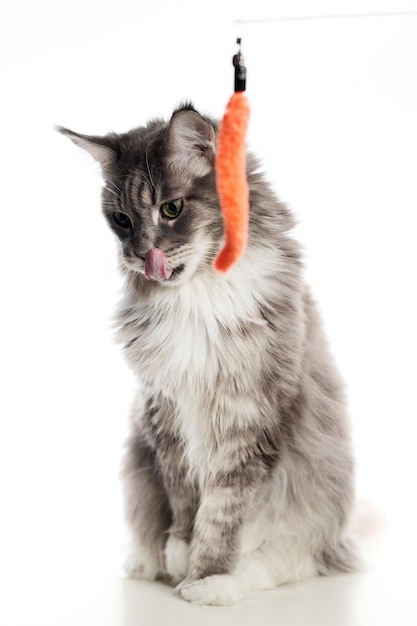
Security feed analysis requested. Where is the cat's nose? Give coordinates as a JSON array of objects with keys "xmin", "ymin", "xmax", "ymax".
[{"xmin": 132, "ymin": 234, "xmax": 156, "ymax": 259}]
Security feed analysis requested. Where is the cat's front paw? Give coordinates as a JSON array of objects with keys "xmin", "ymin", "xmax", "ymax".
[
  {"xmin": 177, "ymin": 574, "xmax": 242, "ymax": 606},
  {"xmin": 124, "ymin": 545, "xmax": 162, "ymax": 581},
  {"xmin": 164, "ymin": 536, "xmax": 189, "ymax": 584}
]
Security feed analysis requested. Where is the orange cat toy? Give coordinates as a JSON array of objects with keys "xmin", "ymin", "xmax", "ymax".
[{"xmin": 214, "ymin": 39, "xmax": 250, "ymax": 273}]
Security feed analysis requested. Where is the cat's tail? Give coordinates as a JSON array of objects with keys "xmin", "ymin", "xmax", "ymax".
[
  {"xmin": 343, "ymin": 498, "xmax": 388, "ymax": 574},
  {"xmin": 317, "ymin": 498, "xmax": 387, "ymax": 576},
  {"xmin": 350, "ymin": 498, "xmax": 388, "ymax": 538}
]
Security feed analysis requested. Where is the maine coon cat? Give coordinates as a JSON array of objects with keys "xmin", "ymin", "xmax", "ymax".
[{"xmin": 59, "ymin": 103, "xmax": 356, "ymax": 605}]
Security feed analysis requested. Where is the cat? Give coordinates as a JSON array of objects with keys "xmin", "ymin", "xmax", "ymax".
[{"xmin": 59, "ymin": 103, "xmax": 356, "ymax": 605}]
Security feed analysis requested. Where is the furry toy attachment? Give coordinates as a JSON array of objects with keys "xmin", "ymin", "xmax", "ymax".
[{"xmin": 214, "ymin": 44, "xmax": 250, "ymax": 273}]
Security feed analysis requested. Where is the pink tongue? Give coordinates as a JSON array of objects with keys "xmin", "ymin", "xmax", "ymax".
[{"xmin": 144, "ymin": 248, "xmax": 172, "ymax": 281}]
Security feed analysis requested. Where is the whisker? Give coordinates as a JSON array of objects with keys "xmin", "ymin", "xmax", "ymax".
[
  {"xmin": 99, "ymin": 253, "xmax": 120, "ymax": 261},
  {"xmin": 105, "ymin": 186, "xmax": 121, "ymax": 199},
  {"xmin": 102, "ymin": 265, "xmax": 121, "ymax": 280},
  {"xmin": 145, "ymin": 143, "xmax": 156, "ymax": 194},
  {"xmin": 139, "ymin": 172, "xmax": 154, "ymax": 187},
  {"xmin": 106, "ymin": 179, "xmax": 122, "ymax": 192}
]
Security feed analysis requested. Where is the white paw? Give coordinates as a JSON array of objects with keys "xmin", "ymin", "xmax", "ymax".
[
  {"xmin": 164, "ymin": 536, "xmax": 189, "ymax": 584},
  {"xmin": 124, "ymin": 545, "xmax": 161, "ymax": 581},
  {"xmin": 177, "ymin": 574, "xmax": 242, "ymax": 606}
]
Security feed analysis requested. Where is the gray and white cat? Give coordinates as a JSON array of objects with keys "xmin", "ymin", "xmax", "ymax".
[{"xmin": 59, "ymin": 103, "xmax": 356, "ymax": 605}]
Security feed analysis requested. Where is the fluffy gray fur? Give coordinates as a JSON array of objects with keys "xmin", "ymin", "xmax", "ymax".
[{"xmin": 59, "ymin": 104, "xmax": 356, "ymax": 605}]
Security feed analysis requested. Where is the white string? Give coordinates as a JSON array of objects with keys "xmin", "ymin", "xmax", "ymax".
[{"xmin": 234, "ymin": 10, "xmax": 417, "ymax": 26}]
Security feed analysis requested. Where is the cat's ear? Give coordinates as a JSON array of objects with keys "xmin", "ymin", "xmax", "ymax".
[
  {"xmin": 165, "ymin": 110, "xmax": 216, "ymax": 176},
  {"xmin": 56, "ymin": 126, "xmax": 118, "ymax": 176}
]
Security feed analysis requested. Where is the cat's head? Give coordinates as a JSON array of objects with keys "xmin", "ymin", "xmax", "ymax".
[{"xmin": 59, "ymin": 104, "xmax": 225, "ymax": 287}]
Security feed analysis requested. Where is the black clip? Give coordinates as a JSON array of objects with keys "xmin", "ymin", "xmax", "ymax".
[{"xmin": 233, "ymin": 38, "xmax": 247, "ymax": 92}]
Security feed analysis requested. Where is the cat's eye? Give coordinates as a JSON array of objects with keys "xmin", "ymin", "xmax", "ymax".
[
  {"xmin": 160, "ymin": 198, "xmax": 184, "ymax": 220},
  {"xmin": 114, "ymin": 212, "xmax": 132, "ymax": 228}
]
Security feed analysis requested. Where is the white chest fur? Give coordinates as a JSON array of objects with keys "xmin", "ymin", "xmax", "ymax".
[
  {"xmin": 125, "ymin": 269, "xmax": 263, "ymax": 387},
  {"xmin": 121, "ymin": 266, "xmax": 270, "ymax": 477}
]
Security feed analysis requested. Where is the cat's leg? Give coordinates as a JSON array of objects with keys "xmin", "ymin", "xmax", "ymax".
[
  {"xmin": 122, "ymin": 435, "xmax": 171, "ymax": 581},
  {"xmin": 177, "ymin": 426, "xmax": 276, "ymax": 605},
  {"xmin": 125, "ymin": 396, "xmax": 199, "ymax": 585},
  {"xmin": 156, "ymin": 448, "xmax": 199, "ymax": 585},
  {"xmin": 162, "ymin": 481, "xmax": 198, "ymax": 584}
]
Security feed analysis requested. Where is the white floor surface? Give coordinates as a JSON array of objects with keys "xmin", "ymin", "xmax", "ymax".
[{"xmin": 1, "ymin": 518, "xmax": 417, "ymax": 625}]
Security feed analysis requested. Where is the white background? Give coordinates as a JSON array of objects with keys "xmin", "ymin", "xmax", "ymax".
[{"xmin": 1, "ymin": 1, "xmax": 417, "ymax": 624}]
